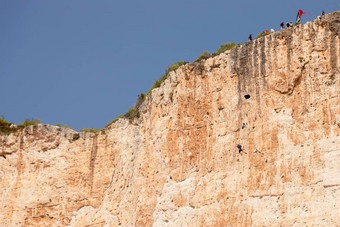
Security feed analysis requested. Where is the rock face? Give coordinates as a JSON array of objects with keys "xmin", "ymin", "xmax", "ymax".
[{"xmin": 1, "ymin": 12, "xmax": 340, "ymax": 227}]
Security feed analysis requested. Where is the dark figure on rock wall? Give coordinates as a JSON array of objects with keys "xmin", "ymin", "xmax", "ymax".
[{"xmin": 237, "ymin": 144, "xmax": 243, "ymax": 153}]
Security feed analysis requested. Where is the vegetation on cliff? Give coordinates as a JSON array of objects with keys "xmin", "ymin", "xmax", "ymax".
[
  {"xmin": 256, "ymin": 31, "xmax": 271, "ymax": 39},
  {"xmin": 105, "ymin": 92, "xmax": 146, "ymax": 128},
  {"xmin": 0, "ymin": 118, "xmax": 41, "ymax": 134},
  {"xmin": 195, "ymin": 42, "xmax": 236, "ymax": 62},
  {"xmin": 147, "ymin": 61, "xmax": 189, "ymax": 95},
  {"xmin": 80, "ymin": 128, "xmax": 105, "ymax": 134},
  {"xmin": 106, "ymin": 41, "xmax": 237, "ymax": 128}
]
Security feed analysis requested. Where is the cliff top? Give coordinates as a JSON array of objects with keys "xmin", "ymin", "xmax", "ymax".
[{"xmin": 1, "ymin": 11, "xmax": 339, "ymax": 136}]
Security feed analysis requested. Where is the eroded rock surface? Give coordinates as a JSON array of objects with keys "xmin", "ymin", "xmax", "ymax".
[{"xmin": 1, "ymin": 11, "xmax": 340, "ymax": 227}]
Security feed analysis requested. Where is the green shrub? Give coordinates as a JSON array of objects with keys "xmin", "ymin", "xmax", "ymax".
[
  {"xmin": 18, "ymin": 119, "xmax": 41, "ymax": 128},
  {"xmin": 147, "ymin": 61, "xmax": 188, "ymax": 96},
  {"xmin": 62, "ymin": 125, "xmax": 72, "ymax": 129},
  {"xmin": 154, "ymin": 80, "xmax": 162, "ymax": 89},
  {"xmin": 195, "ymin": 50, "xmax": 211, "ymax": 62},
  {"xmin": 134, "ymin": 93, "xmax": 145, "ymax": 109},
  {"xmin": 124, "ymin": 108, "xmax": 135, "ymax": 118},
  {"xmin": 256, "ymin": 31, "xmax": 271, "ymax": 39},
  {"xmin": 0, "ymin": 117, "xmax": 17, "ymax": 134},
  {"xmin": 214, "ymin": 42, "xmax": 236, "ymax": 55},
  {"xmin": 140, "ymin": 93, "xmax": 146, "ymax": 101},
  {"xmin": 105, "ymin": 120, "xmax": 115, "ymax": 128},
  {"xmin": 166, "ymin": 64, "xmax": 179, "ymax": 73},
  {"xmin": 105, "ymin": 115, "xmax": 124, "ymax": 128},
  {"xmin": 106, "ymin": 61, "xmax": 188, "ymax": 128},
  {"xmin": 80, "ymin": 128, "xmax": 99, "ymax": 133},
  {"xmin": 55, "ymin": 123, "xmax": 61, "ymax": 127},
  {"xmin": 147, "ymin": 80, "xmax": 162, "ymax": 95},
  {"xmin": 165, "ymin": 61, "xmax": 188, "ymax": 75},
  {"xmin": 0, "ymin": 117, "xmax": 42, "ymax": 134}
]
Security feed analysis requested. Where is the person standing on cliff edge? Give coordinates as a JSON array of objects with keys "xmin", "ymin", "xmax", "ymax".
[
  {"xmin": 322, "ymin": 10, "xmax": 325, "ymax": 16},
  {"xmin": 280, "ymin": 22, "xmax": 284, "ymax": 30},
  {"xmin": 248, "ymin": 34, "xmax": 252, "ymax": 41}
]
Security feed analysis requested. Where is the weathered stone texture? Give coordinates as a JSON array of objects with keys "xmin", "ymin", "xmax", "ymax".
[{"xmin": 1, "ymin": 11, "xmax": 340, "ymax": 226}]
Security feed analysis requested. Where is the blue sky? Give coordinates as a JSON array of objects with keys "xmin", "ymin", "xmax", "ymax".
[{"xmin": 1, "ymin": 0, "xmax": 338, "ymax": 130}]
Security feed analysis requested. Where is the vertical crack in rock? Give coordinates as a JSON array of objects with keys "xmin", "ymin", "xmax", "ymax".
[
  {"xmin": 330, "ymin": 33, "xmax": 338, "ymax": 81},
  {"xmin": 20, "ymin": 134, "xmax": 24, "ymax": 149},
  {"xmin": 286, "ymin": 30, "xmax": 292, "ymax": 75},
  {"xmin": 253, "ymin": 39, "xmax": 262, "ymax": 116},
  {"xmin": 15, "ymin": 134, "xmax": 24, "ymax": 185},
  {"xmin": 231, "ymin": 47, "xmax": 243, "ymax": 105},
  {"xmin": 261, "ymin": 35, "xmax": 267, "ymax": 85},
  {"xmin": 89, "ymin": 135, "xmax": 98, "ymax": 190},
  {"xmin": 240, "ymin": 44, "xmax": 250, "ymax": 90}
]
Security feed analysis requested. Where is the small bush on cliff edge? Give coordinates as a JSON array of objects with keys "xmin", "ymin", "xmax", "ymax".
[
  {"xmin": 105, "ymin": 115, "xmax": 124, "ymax": 128},
  {"xmin": 214, "ymin": 42, "xmax": 236, "ymax": 55},
  {"xmin": 195, "ymin": 50, "xmax": 211, "ymax": 62},
  {"xmin": 0, "ymin": 117, "xmax": 16, "ymax": 134},
  {"xmin": 147, "ymin": 61, "xmax": 188, "ymax": 95},
  {"xmin": 80, "ymin": 128, "xmax": 105, "ymax": 134},
  {"xmin": 0, "ymin": 117, "xmax": 41, "ymax": 134},
  {"xmin": 256, "ymin": 31, "xmax": 271, "ymax": 39},
  {"xmin": 80, "ymin": 128, "xmax": 99, "ymax": 133},
  {"xmin": 107, "ymin": 60, "xmax": 188, "ymax": 128},
  {"xmin": 195, "ymin": 42, "xmax": 236, "ymax": 62},
  {"xmin": 17, "ymin": 118, "xmax": 41, "ymax": 128},
  {"xmin": 105, "ymin": 92, "xmax": 147, "ymax": 128}
]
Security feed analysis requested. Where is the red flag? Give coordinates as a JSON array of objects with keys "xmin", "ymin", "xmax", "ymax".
[{"xmin": 299, "ymin": 9, "xmax": 311, "ymax": 18}]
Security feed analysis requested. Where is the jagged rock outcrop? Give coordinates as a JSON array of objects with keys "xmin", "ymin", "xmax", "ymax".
[{"xmin": 1, "ymin": 12, "xmax": 340, "ymax": 226}]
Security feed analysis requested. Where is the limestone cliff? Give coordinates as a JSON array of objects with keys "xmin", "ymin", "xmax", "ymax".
[{"xmin": 1, "ymin": 12, "xmax": 340, "ymax": 227}]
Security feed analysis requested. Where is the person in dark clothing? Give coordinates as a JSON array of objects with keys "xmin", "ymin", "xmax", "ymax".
[
  {"xmin": 322, "ymin": 10, "xmax": 325, "ymax": 16},
  {"xmin": 280, "ymin": 22, "xmax": 284, "ymax": 30},
  {"xmin": 286, "ymin": 22, "xmax": 290, "ymax": 28},
  {"xmin": 248, "ymin": 34, "xmax": 252, "ymax": 41},
  {"xmin": 237, "ymin": 145, "xmax": 243, "ymax": 153},
  {"xmin": 242, "ymin": 123, "xmax": 246, "ymax": 129}
]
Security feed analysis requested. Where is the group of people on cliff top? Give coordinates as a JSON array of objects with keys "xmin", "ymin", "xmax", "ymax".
[{"xmin": 248, "ymin": 9, "xmax": 326, "ymax": 42}]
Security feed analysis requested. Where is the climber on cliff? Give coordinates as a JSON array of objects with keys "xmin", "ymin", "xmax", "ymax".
[
  {"xmin": 237, "ymin": 144, "xmax": 243, "ymax": 153},
  {"xmin": 280, "ymin": 22, "xmax": 284, "ymax": 30},
  {"xmin": 248, "ymin": 34, "xmax": 253, "ymax": 41},
  {"xmin": 322, "ymin": 10, "xmax": 325, "ymax": 16},
  {"xmin": 296, "ymin": 9, "xmax": 311, "ymax": 23}
]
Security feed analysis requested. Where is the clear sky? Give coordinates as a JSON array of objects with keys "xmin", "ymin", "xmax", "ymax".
[{"xmin": 1, "ymin": 0, "xmax": 339, "ymax": 131}]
